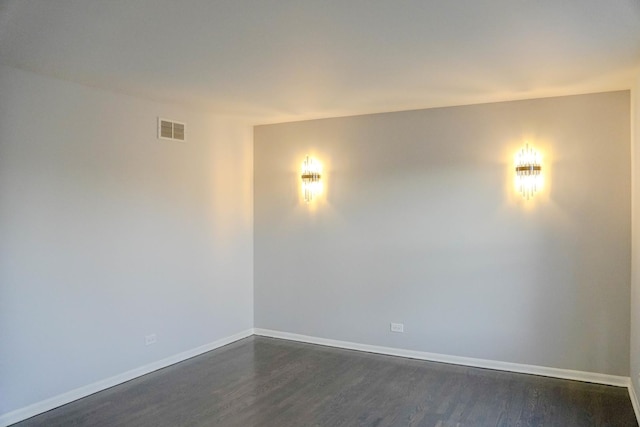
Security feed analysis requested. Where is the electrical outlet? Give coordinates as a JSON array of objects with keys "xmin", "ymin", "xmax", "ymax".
[
  {"xmin": 145, "ymin": 334, "xmax": 157, "ymax": 345},
  {"xmin": 390, "ymin": 322, "xmax": 404, "ymax": 333}
]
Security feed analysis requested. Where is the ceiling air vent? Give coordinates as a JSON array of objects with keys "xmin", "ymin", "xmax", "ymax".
[{"xmin": 158, "ymin": 118, "xmax": 186, "ymax": 142}]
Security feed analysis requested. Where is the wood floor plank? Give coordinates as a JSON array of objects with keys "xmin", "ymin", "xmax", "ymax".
[{"xmin": 12, "ymin": 336, "xmax": 638, "ymax": 427}]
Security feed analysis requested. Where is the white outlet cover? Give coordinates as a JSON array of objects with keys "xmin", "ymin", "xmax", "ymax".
[{"xmin": 390, "ymin": 323, "xmax": 404, "ymax": 333}]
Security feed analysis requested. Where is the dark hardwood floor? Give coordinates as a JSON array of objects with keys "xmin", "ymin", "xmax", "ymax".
[{"xmin": 14, "ymin": 336, "xmax": 638, "ymax": 426}]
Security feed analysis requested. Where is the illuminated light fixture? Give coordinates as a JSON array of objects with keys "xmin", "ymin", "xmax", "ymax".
[
  {"xmin": 515, "ymin": 144, "xmax": 542, "ymax": 200},
  {"xmin": 301, "ymin": 156, "xmax": 322, "ymax": 203}
]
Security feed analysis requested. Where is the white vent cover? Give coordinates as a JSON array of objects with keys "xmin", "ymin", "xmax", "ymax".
[{"xmin": 158, "ymin": 118, "xmax": 186, "ymax": 141}]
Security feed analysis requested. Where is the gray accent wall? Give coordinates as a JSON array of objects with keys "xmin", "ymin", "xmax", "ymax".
[
  {"xmin": 0, "ymin": 66, "xmax": 254, "ymax": 415},
  {"xmin": 254, "ymin": 91, "xmax": 631, "ymax": 376}
]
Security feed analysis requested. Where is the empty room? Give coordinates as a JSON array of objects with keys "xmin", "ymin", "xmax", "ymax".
[{"xmin": 1, "ymin": 1, "xmax": 640, "ymax": 426}]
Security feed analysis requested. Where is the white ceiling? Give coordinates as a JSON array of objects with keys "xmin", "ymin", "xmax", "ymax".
[{"xmin": 1, "ymin": 1, "xmax": 639, "ymax": 123}]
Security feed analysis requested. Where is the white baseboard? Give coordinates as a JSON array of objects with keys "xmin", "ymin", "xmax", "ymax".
[
  {"xmin": 254, "ymin": 328, "xmax": 630, "ymax": 387},
  {"xmin": 630, "ymin": 381, "xmax": 640, "ymax": 425},
  {"xmin": 0, "ymin": 329, "xmax": 253, "ymax": 427}
]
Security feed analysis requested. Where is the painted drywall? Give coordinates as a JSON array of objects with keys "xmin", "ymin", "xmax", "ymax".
[
  {"xmin": 254, "ymin": 91, "xmax": 631, "ymax": 376},
  {"xmin": 0, "ymin": 66, "xmax": 254, "ymax": 416},
  {"xmin": 632, "ymin": 76, "xmax": 640, "ymax": 398}
]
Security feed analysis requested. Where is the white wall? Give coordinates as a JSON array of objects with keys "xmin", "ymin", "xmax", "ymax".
[
  {"xmin": 632, "ymin": 76, "xmax": 640, "ymax": 398},
  {"xmin": 0, "ymin": 63, "xmax": 633, "ymax": 421},
  {"xmin": 254, "ymin": 91, "xmax": 631, "ymax": 376},
  {"xmin": 0, "ymin": 66, "xmax": 254, "ymax": 416}
]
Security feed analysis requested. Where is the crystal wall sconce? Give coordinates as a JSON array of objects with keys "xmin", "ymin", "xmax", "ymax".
[
  {"xmin": 301, "ymin": 156, "xmax": 322, "ymax": 203},
  {"xmin": 515, "ymin": 144, "xmax": 542, "ymax": 200}
]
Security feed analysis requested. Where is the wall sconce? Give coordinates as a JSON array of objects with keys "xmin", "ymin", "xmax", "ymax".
[
  {"xmin": 515, "ymin": 144, "xmax": 542, "ymax": 200},
  {"xmin": 301, "ymin": 156, "xmax": 322, "ymax": 203}
]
